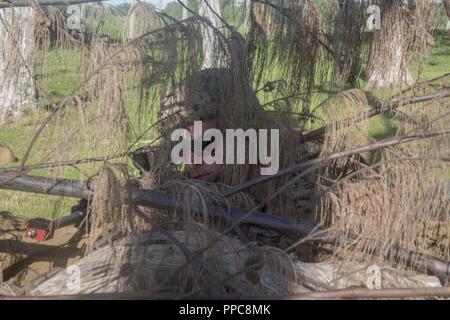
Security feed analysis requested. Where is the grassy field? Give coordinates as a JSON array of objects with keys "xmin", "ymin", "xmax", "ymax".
[{"xmin": 0, "ymin": 28, "xmax": 449, "ymax": 220}]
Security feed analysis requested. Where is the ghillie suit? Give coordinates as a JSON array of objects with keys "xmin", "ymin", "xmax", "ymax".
[
  {"xmin": 8, "ymin": 65, "xmax": 323, "ymax": 296},
  {"xmin": 155, "ymin": 66, "xmax": 319, "ymax": 244}
]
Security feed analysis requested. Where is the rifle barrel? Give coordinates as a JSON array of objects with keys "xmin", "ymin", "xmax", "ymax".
[
  {"xmin": 0, "ymin": 172, "xmax": 310, "ymax": 236},
  {"xmin": 0, "ymin": 172, "xmax": 92, "ymax": 199}
]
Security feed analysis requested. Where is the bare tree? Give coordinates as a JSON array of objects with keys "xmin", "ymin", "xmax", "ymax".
[
  {"xmin": 366, "ymin": 0, "xmax": 437, "ymax": 89},
  {"xmin": 366, "ymin": 1, "xmax": 413, "ymax": 89},
  {"xmin": 0, "ymin": 7, "xmax": 37, "ymax": 122}
]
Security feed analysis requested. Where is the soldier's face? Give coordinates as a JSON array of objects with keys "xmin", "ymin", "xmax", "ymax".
[{"xmin": 185, "ymin": 119, "xmax": 222, "ymax": 181}]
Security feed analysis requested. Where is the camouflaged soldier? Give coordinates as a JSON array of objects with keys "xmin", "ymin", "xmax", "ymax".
[{"xmin": 133, "ymin": 67, "xmax": 254, "ymax": 182}]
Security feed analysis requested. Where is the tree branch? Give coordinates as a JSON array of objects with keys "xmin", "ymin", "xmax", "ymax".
[
  {"xmin": 223, "ymin": 129, "xmax": 450, "ymax": 197},
  {"xmin": 301, "ymin": 89, "xmax": 450, "ymax": 143}
]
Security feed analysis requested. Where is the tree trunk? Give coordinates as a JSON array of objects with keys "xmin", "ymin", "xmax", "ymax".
[
  {"xmin": 0, "ymin": 7, "xmax": 37, "ymax": 123},
  {"xmin": 198, "ymin": 0, "xmax": 226, "ymax": 69},
  {"xmin": 366, "ymin": 3, "xmax": 414, "ymax": 89},
  {"xmin": 366, "ymin": 33, "xmax": 414, "ymax": 89},
  {"xmin": 182, "ymin": 0, "xmax": 188, "ymax": 20}
]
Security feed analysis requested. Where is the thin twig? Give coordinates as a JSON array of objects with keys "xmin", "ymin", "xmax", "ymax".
[
  {"xmin": 223, "ymin": 129, "xmax": 450, "ymax": 197},
  {"xmin": 301, "ymin": 89, "xmax": 450, "ymax": 143}
]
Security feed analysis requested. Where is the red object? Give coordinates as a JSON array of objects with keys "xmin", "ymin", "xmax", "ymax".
[{"xmin": 25, "ymin": 227, "xmax": 47, "ymax": 241}]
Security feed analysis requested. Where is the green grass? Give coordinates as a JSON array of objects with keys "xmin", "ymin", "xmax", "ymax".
[
  {"xmin": 0, "ymin": 109, "xmax": 81, "ymax": 219},
  {"xmin": 410, "ymin": 30, "xmax": 450, "ymax": 80},
  {"xmin": 85, "ymin": 14, "xmax": 125, "ymax": 41},
  {"xmin": 36, "ymin": 47, "xmax": 82, "ymax": 107},
  {"xmin": 0, "ymin": 47, "xmax": 131, "ymax": 218}
]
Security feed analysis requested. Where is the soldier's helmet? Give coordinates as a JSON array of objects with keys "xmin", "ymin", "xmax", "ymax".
[{"xmin": 159, "ymin": 68, "xmax": 233, "ymax": 133}]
